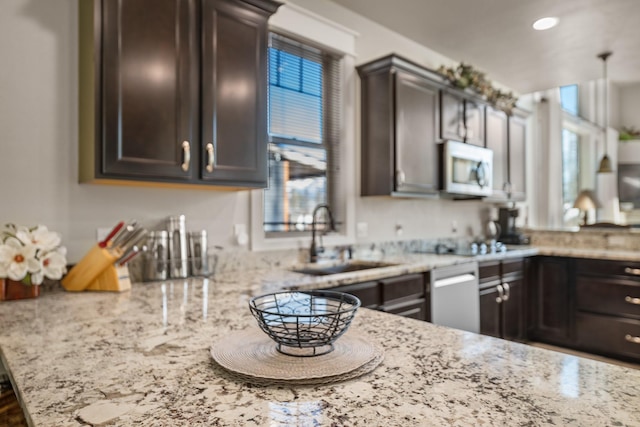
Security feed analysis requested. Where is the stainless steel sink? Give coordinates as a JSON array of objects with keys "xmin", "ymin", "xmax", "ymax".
[{"xmin": 291, "ymin": 261, "xmax": 398, "ymax": 276}]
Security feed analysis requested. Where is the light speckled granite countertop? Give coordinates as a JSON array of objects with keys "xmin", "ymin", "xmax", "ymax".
[{"xmin": 1, "ymin": 249, "xmax": 640, "ymax": 426}]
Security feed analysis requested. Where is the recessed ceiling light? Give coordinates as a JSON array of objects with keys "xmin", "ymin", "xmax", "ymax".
[{"xmin": 532, "ymin": 17, "xmax": 559, "ymax": 31}]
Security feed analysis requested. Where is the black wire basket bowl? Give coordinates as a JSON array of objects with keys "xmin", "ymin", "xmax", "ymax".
[{"xmin": 249, "ymin": 290, "xmax": 361, "ymax": 357}]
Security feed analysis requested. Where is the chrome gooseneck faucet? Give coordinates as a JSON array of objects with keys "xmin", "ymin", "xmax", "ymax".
[{"xmin": 309, "ymin": 204, "xmax": 336, "ymax": 263}]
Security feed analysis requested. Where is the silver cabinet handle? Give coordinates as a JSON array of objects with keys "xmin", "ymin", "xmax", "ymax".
[
  {"xmin": 181, "ymin": 141, "xmax": 190, "ymax": 172},
  {"xmin": 396, "ymin": 170, "xmax": 406, "ymax": 187},
  {"xmin": 625, "ymin": 296, "xmax": 640, "ymax": 305},
  {"xmin": 504, "ymin": 182, "xmax": 512, "ymax": 194},
  {"xmin": 206, "ymin": 143, "xmax": 215, "ymax": 173},
  {"xmin": 624, "ymin": 267, "xmax": 640, "ymax": 276},
  {"xmin": 502, "ymin": 282, "xmax": 510, "ymax": 301},
  {"xmin": 625, "ymin": 334, "xmax": 640, "ymax": 344},
  {"xmin": 459, "ymin": 124, "xmax": 466, "ymax": 139},
  {"xmin": 495, "ymin": 284, "xmax": 504, "ymax": 304}
]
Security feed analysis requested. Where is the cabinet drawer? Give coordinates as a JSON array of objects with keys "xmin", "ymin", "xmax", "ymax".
[
  {"xmin": 380, "ymin": 274, "xmax": 424, "ymax": 304},
  {"xmin": 329, "ymin": 281, "xmax": 380, "ymax": 309},
  {"xmin": 576, "ymin": 312, "xmax": 640, "ymax": 361},
  {"xmin": 502, "ymin": 258, "xmax": 524, "ymax": 276},
  {"xmin": 380, "ymin": 299, "xmax": 427, "ymax": 321},
  {"xmin": 576, "ymin": 276, "xmax": 640, "ymax": 318},
  {"xmin": 479, "ymin": 261, "xmax": 500, "ymax": 283},
  {"xmin": 575, "ymin": 258, "xmax": 640, "ymax": 279}
]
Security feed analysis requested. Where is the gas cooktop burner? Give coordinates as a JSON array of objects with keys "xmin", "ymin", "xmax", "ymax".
[{"xmin": 427, "ymin": 241, "xmax": 508, "ymax": 256}]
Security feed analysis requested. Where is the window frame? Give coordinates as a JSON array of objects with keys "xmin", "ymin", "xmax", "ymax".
[
  {"xmin": 264, "ymin": 34, "xmax": 336, "ymax": 236},
  {"xmin": 249, "ymin": 4, "xmax": 357, "ymax": 251},
  {"xmin": 560, "ymin": 114, "xmax": 598, "ymax": 226}
]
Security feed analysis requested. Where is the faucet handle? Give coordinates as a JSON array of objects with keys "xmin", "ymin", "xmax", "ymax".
[{"xmin": 335, "ymin": 245, "xmax": 353, "ymax": 261}]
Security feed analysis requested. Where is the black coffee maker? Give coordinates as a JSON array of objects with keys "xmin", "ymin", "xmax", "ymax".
[{"xmin": 498, "ymin": 207, "xmax": 530, "ymax": 245}]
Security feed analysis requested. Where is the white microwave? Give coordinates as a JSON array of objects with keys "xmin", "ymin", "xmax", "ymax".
[{"xmin": 440, "ymin": 140, "xmax": 493, "ymax": 197}]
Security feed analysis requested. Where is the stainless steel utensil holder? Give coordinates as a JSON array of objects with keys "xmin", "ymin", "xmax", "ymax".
[{"xmin": 167, "ymin": 215, "xmax": 188, "ymax": 278}]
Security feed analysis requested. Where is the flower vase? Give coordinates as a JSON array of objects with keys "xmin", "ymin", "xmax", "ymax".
[{"xmin": 0, "ymin": 278, "xmax": 40, "ymax": 301}]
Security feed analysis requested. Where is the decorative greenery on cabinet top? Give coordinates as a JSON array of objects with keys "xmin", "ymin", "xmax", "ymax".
[{"xmin": 438, "ymin": 62, "xmax": 518, "ymax": 115}]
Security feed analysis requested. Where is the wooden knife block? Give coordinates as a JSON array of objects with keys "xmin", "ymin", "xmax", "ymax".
[
  {"xmin": 61, "ymin": 245, "xmax": 129, "ymax": 292},
  {"xmin": 85, "ymin": 265, "xmax": 131, "ymax": 292}
]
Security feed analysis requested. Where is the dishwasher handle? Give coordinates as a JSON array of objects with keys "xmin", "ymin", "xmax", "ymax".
[{"xmin": 433, "ymin": 273, "xmax": 476, "ymax": 288}]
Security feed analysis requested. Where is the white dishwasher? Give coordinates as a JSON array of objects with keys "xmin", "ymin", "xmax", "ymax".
[{"xmin": 430, "ymin": 261, "xmax": 480, "ymax": 333}]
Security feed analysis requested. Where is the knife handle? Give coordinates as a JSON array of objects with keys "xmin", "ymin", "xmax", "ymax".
[{"xmin": 99, "ymin": 221, "xmax": 124, "ymax": 248}]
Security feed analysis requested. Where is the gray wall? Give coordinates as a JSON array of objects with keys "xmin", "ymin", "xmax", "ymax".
[{"xmin": 1, "ymin": 0, "xmax": 489, "ymax": 262}]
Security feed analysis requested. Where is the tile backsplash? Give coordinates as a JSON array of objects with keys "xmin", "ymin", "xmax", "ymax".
[{"xmin": 528, "ymin": 228, "xmax": 640, "ymax": 251}]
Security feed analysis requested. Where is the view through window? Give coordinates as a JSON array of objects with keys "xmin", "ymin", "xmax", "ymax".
[
  {"xmin": 562, "ymin": 128, "xmax": 580, "ymax": 218},
  {"xmin": 263, "ymin": 33, "xmax": 342, "ymax": 234},
  {"xmin": 560, "ymin": 84, "xmax": 579, "ymax": 116}
]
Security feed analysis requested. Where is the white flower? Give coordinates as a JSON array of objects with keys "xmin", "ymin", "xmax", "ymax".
[
  {"xmin": 0, "ymin": 239, "xmax": 40, "ymax": 282},
  {"xmin": 16, "ymin": 225, "xmax": 61, "ymax": 253},
  {"xmin": 31, "ymin": 249, "xmax": 67, "ymax": 284},
  {"xmin": 1, "ymin": 223, "xmax": 66, "ymax": 285}
]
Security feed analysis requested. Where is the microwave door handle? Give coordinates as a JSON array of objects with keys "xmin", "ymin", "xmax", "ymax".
[{"xmin": 475, "ymin": 161, "xmax": 488, "ymax": 188}]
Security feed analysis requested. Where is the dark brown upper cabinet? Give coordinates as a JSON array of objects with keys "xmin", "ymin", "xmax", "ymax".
[
  {"xmin": 79, "ymin": 0, "xmax": 280, "ymax": 188},
  {"xmin": 484, "ymin": 106, "xmax": 528, "ymax": 201},
  {"xmin": 508, "ymin": 110, "xmax": 527, "ymax": 201},
  {"xmin": 357, "ymin": 54, "xmax": 527, "ymax": 200},
  {"xmin": 200, "ymin": 0, "xmax": 270, "ymax": 185},
  {"xmin": 358, "ymin": 56, "xmax": 440, "ymax": 197},
  {"xmin": 485, "ymin": 106, "xmax": 509, "ymax": 198},
  {"xmin": 440, "ymin": 91, "xmax": 485, "ymax": 146}
]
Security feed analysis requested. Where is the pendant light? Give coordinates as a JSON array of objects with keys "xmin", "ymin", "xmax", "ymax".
[{"xmin": 597, "ymin": 51, "xmax": 613, "ymax": 174}]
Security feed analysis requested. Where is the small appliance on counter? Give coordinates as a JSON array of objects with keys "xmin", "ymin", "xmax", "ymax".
[{"xmin": 497, "ymin": 207, "xmax": 530, "ymax": 245}]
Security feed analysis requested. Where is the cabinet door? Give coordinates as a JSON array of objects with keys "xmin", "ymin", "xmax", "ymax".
[
  {"xmin": 502, "ymin": 276, "xmax": 525, "ymax": 341},
  {"xmin": 394, "ymin": 71, "xmax": 439, "ymax": 194},
  {"xmin": 480, "ymin": 285, "xmax": 501, "ymax": 338},
  {"xmin": 576, "ymin": 275, "xmax": 640, "ymax": 319},
  {"xmin": 508, "ymin": 113, "xmax": 527, "ymax": 201},
  {"xmin": 530, "ymin": 257, "xmax": 573, "ymax": 345},
  {"xmin": 380, "ymin": 273, "xmax": 425, "ymax": 305},
  {"xmin": 463, "ymin": 99, "xmax": 485, "ymax": 146},
  {"xmin": 329, "ymin": 281, "xmax": 380, "ymax": 309},
  {"xmin": 575, "ymin": 312, "xmax": 640, "ymax": 362},
  {"xmin": 101, "ymin": 0, "xmax": 198, "ymax": 180},
  {"xmin": 440, "ymin": 91, "xmax": 465, "ymax": 141},
  {"xmin": 485, "ymin": 106, "xmax": 508, "ymax": 198},
  {"xmin": 201, "ymin": 0, "xmax": 269, "ymax": 187}
]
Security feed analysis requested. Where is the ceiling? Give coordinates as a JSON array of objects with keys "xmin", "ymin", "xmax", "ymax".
[{"xmin": 329, "ymin": 0, "xmax": 640, "ymax": 94}]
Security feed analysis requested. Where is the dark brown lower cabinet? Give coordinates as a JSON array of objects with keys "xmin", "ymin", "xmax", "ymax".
[
  {"xmin": 326, "ymin": 281, "xmax": 379, "ymax": 309},
  {"xmin": 575, "ymin": 312, "xmax": 640, "ymax": 361},
  {"xmin": 528, "ymin": 256, "xmax": 573, "ymax": 346},
  {"xmin": 573, "ymin": 258, "xmax": 640, "ymax": 362},
  {"xmin": 528, "ymin": 256, "xmax": 640, "ymax": 363},
  {"xmin": 479, "ymin": 258, "xmax": 526, "ymax": 341},
  {"xmin": 326, "ymin": 273, "xmax": 430, "ymax": 321},
  {"xmin": 502, "ymin": 276, "xmax": 525, "ymax": 340},
  {"xmin": 479, "ymin": 285, "xmax": 501, "ymax": 338}
]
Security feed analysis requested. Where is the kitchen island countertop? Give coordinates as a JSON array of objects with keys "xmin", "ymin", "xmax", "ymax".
[{"xmin": 1, "ymin": 250, "xmax": 640, "ymax": 426}]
